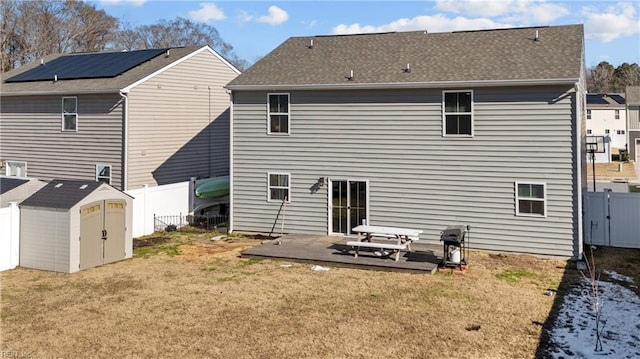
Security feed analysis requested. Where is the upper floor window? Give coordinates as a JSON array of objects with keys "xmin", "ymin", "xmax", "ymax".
[
  {"xmin": 617, "ymin": 130, "xmax": 626, "ymax": 135},
  {"xmin": 605, "ymin": 129, "xmax": 610, "ymax": 134},
  {"xmin": 62, "ymin": 97, "xmax": 78, "ymax": 131},
  {"xmin": 587, "ymin": 109, "xmax": 591, "ymax": 120},
  {"xmin": 268, "ymin": 93, "xmax": 289, "ymax": 135},
  {"xmin": 615, "ymin": 109, "xmax": 620, "ymax": 120},
  {"xmin": 443, "ymin": 90, "xmax": 473, "ymax": 136},
  {"xmin": 5, "ymin": 161, "xmax": 27, "ymax": 177},
  {"xmin": 516, "ymin": 182, "xmax": 546, "ymax": 217},
  {"xmin": 96, "ymin": 164, "xmax": 111, "ymax": 184},
  {"xmin": 586, "ymin": 129, "xmax": 592, "ymax": 134},
  {"xmin": 267, "ymin": 172, "xmax": 290, "ymax": 202}
]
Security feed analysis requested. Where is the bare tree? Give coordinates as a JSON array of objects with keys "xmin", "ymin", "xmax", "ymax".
[
  {"xmin": 586, "ymin": 62, "xmax": 614, "ymax": 93},
  {"xmin": 1, "ymin": 0, "xmax": 117, "ymax": 72},
  {"xmin": 110, "ymin": 17, "xmax": 250, "ymax": 71}
]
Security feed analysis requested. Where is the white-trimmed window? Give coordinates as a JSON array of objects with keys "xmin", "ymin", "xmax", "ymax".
[
  {"xmin": 586, "ymin": 129, "xmax": 592, "ymax": 134},
  {"xmin": 62, "ymin": 97, "xmax": 78, "ymax": 131},
  {"xmin": 267, "ymin": 93, "xmax": 289, "ymax": 134},
  {"xmin": 605, "ymin": 129, "xmax": 610, "ymax": 134},
  {"xmin": 516, "ymin": 182, "xmax": 546, "ymax": 217},
  {"xmin": 5, "ymin": 161, "xmax": 27, "ymax": 177},
  {"xmin": 267, "ymin": 172, "xmax": 290, "ymax": 202},
  {"xmin": 615, "ymin": 109, "xmax": 620, "ymax": 120},
  {"xmin": 587, "ymin": 109, "xmax": 591, "ymax": 120},
  {"xmin": 617, "ymin": 130, "xmax": 626, "ymax": 135},
  {"xmin": 96, "ymin": 164, "xmax": 111, "ymax": 184},
  {"xmin": 443, "ymin": 90, "xmax": 473, "ymax": 136}
]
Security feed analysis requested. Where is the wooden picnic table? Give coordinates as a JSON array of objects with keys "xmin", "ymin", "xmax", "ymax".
[{"xmin": 346, "ymin": 225, "xmax": 423, "ymax": 261}]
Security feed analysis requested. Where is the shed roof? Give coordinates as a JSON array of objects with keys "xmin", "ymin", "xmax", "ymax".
[
  {"xmin": 227, "ymin": 24, "xmax": 584, "ymax": 90},
  {"xmin": 1, "ymin": 45, "xmax": 238, "ymax": 96},
  {"xmin": 0, "ymin": 177, "xmax": 29, "ymax": 195},
  {"xmin": 20, "ymin": 179, "xmax": 105, "ymax": 209}
]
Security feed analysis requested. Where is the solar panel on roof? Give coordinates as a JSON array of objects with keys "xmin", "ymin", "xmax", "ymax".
[
  {"xmin": 586, "ymin": 94, "xmax": 608, "ymax": 105},
  {"xmin": 5, "ymin": 48, "xmax": 167, "ymax": 83},
  {"xmin": 609, "ymin": 95, "xmax": 625, "ymax": 105}
]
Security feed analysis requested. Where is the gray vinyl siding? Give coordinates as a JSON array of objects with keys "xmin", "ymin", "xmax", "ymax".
[
  {"xmin": 628, "ymin": 106, "xmax": 640, "ymax": 130},
  {"xmin": 0, "ymin": 94, "xmax": 124, "ymax": 188},
  {"xmin": 232, "ymin": 86, "xmax": 580, "ymax": 257},
  {"xmin": 126, "ymin": 50, "xmax": 237, "ymax": 188},
  {"xmin": 19, "ymin": 208, "xmax": 71, "ymax": 272}
]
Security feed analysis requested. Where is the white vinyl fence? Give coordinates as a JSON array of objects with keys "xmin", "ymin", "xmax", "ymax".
[
  {"xmin": 0, "ymin": 202, "xmax": 20, "ymax": 271},
  {"xmin": 126, "ymin": 181, "xmax": 190, "ymax": 238},
  {"xmin": 586, "ymin": 189, "xmax": 640, "ymax": 249}
]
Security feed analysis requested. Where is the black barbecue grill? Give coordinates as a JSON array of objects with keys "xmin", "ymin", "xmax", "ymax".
[{"xmin": 440, "ymin": 225, "xmax": 469, "ymax": 268}]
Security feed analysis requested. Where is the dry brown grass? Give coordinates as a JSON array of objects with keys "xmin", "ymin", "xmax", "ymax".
[
  {"xmin": 586, "ymin": 161, "xmax": 637, "ymax": 181},
  {"xmin": 0, "ymin": 232, "xmax": 591, "ymax": 359}
]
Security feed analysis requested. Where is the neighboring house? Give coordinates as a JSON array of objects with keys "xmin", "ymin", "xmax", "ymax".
[
  {"xmin": 226, "ymin": 24, "xmax": 587, "ymax": 258},
  {"xmin": 585, "ymin": 93, "xmax": 627, "ymax": 162},
  {"xmin": 627, "ymin": 86, "xmax": 640, "ymax": 162},
  {"xmin": 1, "ymin": 46, "xmax": 240, "ymax": 190}
]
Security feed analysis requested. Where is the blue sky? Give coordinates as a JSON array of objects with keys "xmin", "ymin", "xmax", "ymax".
[{"xmin": 93, "ymin": 0, "xmax": 640, "ymax": 68}]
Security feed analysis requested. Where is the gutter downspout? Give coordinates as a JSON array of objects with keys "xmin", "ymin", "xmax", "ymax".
[
  {"xmin": 228, "ymin": 89, "xmax": 234, "ymax": 234},
  {"xmin": 574, "ymin": 81, "xmax": 585, "ymax": 260},
  {"xmin": 119, "ymin": 90, "xmax": 129, "ymax": 191}
]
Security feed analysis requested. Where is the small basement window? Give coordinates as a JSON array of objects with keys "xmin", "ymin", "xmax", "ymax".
[{"xmin": 515, "ymin": 182, "xmax": 546, "ymax": 217}]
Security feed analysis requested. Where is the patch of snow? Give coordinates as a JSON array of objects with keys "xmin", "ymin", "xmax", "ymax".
[
  {"xmin": 550, "ymin": 279, "xmax": 640, "ymax": 358},
  {"xmin": 603, "ymin": 270, "xmax": 635, "ymax": 283}
]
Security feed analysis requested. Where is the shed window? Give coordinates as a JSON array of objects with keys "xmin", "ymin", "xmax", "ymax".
[
  {"xmin": 443, "ymin": 90, "xmax": 473, "ymax": 136},
  {"xmin": 516, "ymin": 182, "xmax": 546, "ymax": 217},
  {"xmin": 268, "ymin": 172, "xmax": 290, "ymax": 202},
  {"xmin": 96, "ymin": 164, "xmax": 111, "ymax": 184},
  {"xmin": 267, "ymin": 93, "xmax": 289, "ymax": 134},
  {"xmin": 62, "ymin": 97, "xmax": 78, "ymax": 131},
  {"xmin": 5, "ymin": 161, "xmax": 27, "ymax": 177}
]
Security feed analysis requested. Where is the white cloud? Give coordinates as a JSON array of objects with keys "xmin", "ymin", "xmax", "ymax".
[
  {"xmin": 333, "ymin": 14, "xmax": 511, "ymax": 35},
  {"xmin": 237, "ymin": 10, "xmax": 254, "ymax": 23},
  {"xmin": 100, "ymin": 0, "xmax": 146, "ymax": 6},
  {"xmin": 256, "ymin": 5, "xmax": 289, "ymax": 25},
  {"xmin": 188, "ymin": 3, "xmax": 226, "ymax": 22},
  {"xmin": 583, "ymin": 2, "xmax": 640, "ymax": 42},
  {"xmin": 435, "ymin": 0, "xmax": 569, "ymax": 23}
]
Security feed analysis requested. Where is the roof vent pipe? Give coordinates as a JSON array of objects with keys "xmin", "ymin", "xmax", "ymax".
[
  {"xmin": 534, "ymin": 30, "xmax": 539, "ymax": 42},
  {"xmin": 54, "ymin": 75, "xmax": 58, "ymax": 82},
  {"xmin": 40, "ymin": 58, "xmax": 44, "ymax": 65},
  {"xmin": 404, "ymin": 63, "xmax": 411, "ymax": 73},
  {"xmin": 166, "ymin": 49, "xmax": 170, "ymax": 57},
  {"xmin": 308, "ymin": 39, "xmax": 313, "ymax": 49},
  {"xmin": 347, "ymin": 69, "xmax": 354, "ymax": 81}
]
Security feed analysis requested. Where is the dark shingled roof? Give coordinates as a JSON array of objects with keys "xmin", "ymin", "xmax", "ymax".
[
  {"xmin": 1, "ymin": 46, "xmax": 208, "ymax": 96},
  {"xmin": 626, "ymin": 86, "xmax": 640, "ymax": 106},
  {"xmin": 227, "ymin": 24, "xmax": 584, "ymax": 89},
  {"xmin": 0, "ymin": 177, "xmax": 29, "ymax": 195},
  {"xmin": 20, "ymin": 179, "xmax": 103, "ymax": 209}
]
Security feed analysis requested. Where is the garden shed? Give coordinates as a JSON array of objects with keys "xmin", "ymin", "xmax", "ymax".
[{"xmin": 19, "ymin": 179, "xmax": 133, "ymax": 273}]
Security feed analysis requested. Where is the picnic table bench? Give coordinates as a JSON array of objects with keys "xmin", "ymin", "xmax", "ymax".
[{"xmin": 346, "ymin": 225, "xmax": 424, "ymax": 261}]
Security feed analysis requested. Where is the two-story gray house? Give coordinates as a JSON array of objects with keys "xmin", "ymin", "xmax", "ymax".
[
  {"xmin": 1, "ymin": 45, "xmax": 240, "ymax": 190},
  {"xmin": 627, "ymin": 86, "xmax": 640, "ymax": 161},
  {"xmin": 226, "ymin": 25, "xmax": 587, "ymax": 258}
]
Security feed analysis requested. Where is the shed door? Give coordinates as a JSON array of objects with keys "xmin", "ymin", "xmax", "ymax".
[
  {"xmin": 80, "ymin": 202, "xmax": 104, "ymax": 270},
  {"xmin": 103, "ymin": 200, "xmax": 126, "ymax": 264}
]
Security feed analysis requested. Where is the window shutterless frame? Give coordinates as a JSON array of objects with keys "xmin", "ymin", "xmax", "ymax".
[
  {"xmin": 96, "ymin": 164, "xmax": 111, "ymax": 184},
  {"xmin": 5, "ymin": 160, "xmax": 27, "ymax": 177},
  {"xmin": 515, "ymin": 181, "xmax": 547, "ymax": 217},
  {"xmin": 267, "ymin": 93, "xmax": 290, "ymax": 135},
  {"xmin": 267, "ymin": 172, "xmax": 291, "ymax": 203},
  {"xmin": 62, "ymin": 96, "xmax": 78, "ymax": 132},
  {"xmin": 442, "ymin": 90, "xmax": 473, "ymax": 137}
]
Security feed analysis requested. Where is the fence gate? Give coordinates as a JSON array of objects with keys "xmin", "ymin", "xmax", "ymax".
[{"xmin": 586, "ymin": 190, "xmax": 640, "ymax": 249}]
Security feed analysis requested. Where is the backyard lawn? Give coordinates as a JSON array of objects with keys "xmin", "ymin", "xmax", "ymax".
[{"xmin": 1, "ymin": 230, "xmax": 638, "ymax": 358}]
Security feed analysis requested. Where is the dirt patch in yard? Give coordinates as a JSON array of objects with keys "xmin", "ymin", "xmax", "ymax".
[{"xmin": 586, "ymin": 161, "xmax": 637, "ymax": 181}]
